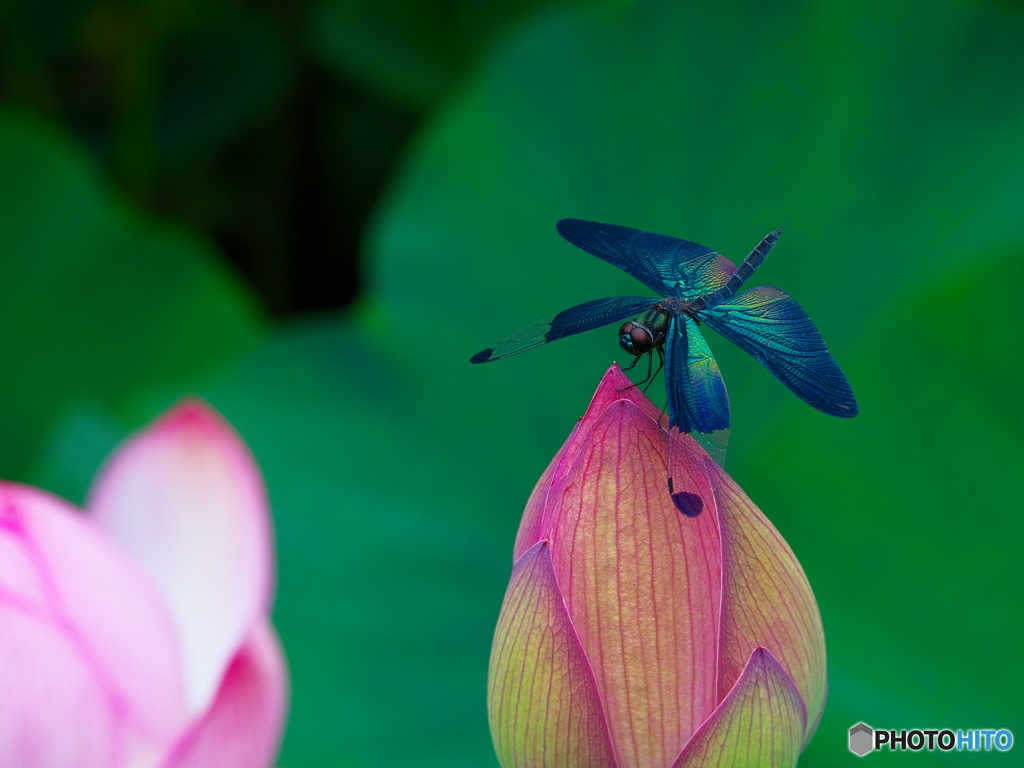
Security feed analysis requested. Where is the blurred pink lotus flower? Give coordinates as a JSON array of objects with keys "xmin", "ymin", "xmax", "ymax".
[
  {"xmin": 488, "ymin": 366, "xmax": 825, "ymax": 768},
  {"xmin": 0, "ymin": 399, "xmax": 286, "ymax": 768}
]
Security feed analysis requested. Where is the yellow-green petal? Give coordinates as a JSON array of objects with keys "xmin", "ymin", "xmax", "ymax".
[
  {"xmin": 488, "ymin": 541, "xmax": 616, "ymax": 768},
  {"xmin": 713, "ymin": 468, "xmax": 827, "ymax": 743},
  {"xmin": 671, "ymin": 647, "xmax": 807, "ymax": 768}
]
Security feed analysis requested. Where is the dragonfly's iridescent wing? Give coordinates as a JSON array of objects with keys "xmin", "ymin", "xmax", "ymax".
[
  {"xmin": 557, "ymin": 219, "xmax": 736, "ymax": 300},
  {"xmin": 663, "ymin": 315, "xmax": 731, "ymax": 434},
  {"xmin": 471, "ymin": 296, "xmax": 659, "ymax": 364},
  {"xmin": 663, "ymin": 315, "xmax": 730, "ymax": 516},
  {"xmin": 701, "ymin": 286, "xmax": 858, "ymax": 417}
]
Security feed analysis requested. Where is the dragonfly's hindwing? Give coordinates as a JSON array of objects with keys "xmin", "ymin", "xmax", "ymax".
[
  {"xmin": 664, "ymin": 315, "xmax": 730, "ymax": 434},
  {"xmin": 702, "ymin": 286, "xmax": 858, "ymax": 416}
]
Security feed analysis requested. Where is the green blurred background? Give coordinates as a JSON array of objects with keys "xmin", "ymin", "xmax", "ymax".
[{"xmin": 2, "ymin": 0, "xmax": 1022, "ymax": 765}]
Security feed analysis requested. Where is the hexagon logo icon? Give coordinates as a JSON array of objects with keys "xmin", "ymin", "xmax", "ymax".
[{"xmin": 849, "ymin": 722, "xmax": 874, "ymax": 756}]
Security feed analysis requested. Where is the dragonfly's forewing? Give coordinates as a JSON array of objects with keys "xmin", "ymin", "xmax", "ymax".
[
  {"xmin": 557, "ymin": 219, "xmax": 736, "ymax": 300},
  {"xmin": 471, "ymin": 296, "xmax": 658, "ymax": 363}
]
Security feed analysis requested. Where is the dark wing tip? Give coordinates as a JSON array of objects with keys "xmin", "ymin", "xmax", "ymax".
[
  {"xmin": 837, "ymin": 400, "xmax": 859, "ymax": 417},
  {"xmin": 815, "ymin": 394, "xmax": 858, "ymax": 418},
  {"xmin": 820, "ymin": 380, "xmax": 859, "ymax": 417},
  {"xmin": 671, "ymin": 491, "xmax": 704, "ymax": 517},
  {"xmin": 470, "ymin": 348, "xmax": 495, "ymax": 364},
  {"xmin": 555, "ymin": 218, "xmax": 586, "ymax": 238}
]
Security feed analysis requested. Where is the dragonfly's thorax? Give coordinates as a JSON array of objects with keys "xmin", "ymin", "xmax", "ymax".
[{"xmin": 656, "ymin": 297, "xmax": 703, "ymax": 322}]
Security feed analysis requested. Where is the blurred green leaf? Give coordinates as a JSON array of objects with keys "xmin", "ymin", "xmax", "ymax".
[
  {"xmin": 158, "ymin": 8, "xmax": 291, "ymax": 162},
  {"xmin": 27, "ymin": 400, "xmax": 124, "ymax": 505},
  {"xmin": 308, "ymin": 0, "xmax": 570, "ymax": 108},
  {"xmin": 0, "ymin": 107, "xmax": 263, "ymax": 479}
]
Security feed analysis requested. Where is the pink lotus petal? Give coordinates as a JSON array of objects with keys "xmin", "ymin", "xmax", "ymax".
[
  {"xmin": 0, "ymin": 483, "xmax": 186, "ymax": 758},
  {"xmin": 519, "ymin": 368, "xmax": 724, "ymax": 768},
  {"xmin": 0, "ymin": 603, "xmax": 119, "ymax": 767},
  {"xmin": 713, "ymin": 469, "xmax": 827, "ymax": 743},
  {"xmin": 160, "ymin": 620, "xmax": 287, "ymax": 768},
  {"xmin": 514, "ymin": 365, "xmax": 672, "ymax": 561},
  {"xmin": 552, "ymin": 401, "xmax": 722, "ymax": 767},
  {"xmin": 489, "ymin": 542, "xmax": 616, "ymax": 768},
  {"xmin": 88, "ymin": 399, "xmax": 272, "ymax": 716},
  {"xmin": 672, "ymin": 647, "xmax": 806, "ymax": 768}
]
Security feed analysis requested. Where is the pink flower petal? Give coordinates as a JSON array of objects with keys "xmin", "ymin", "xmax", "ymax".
[
  {"xmin": 0, "ymin": 483, "xmax": 186, "ymax": 760},
  {"xmin": 672, "ymin": 647, "xmax": 807, "ymax": 768},
  {"xmin": 713, "ymin": 470, "xmax": 827, "ymax": 743},
  {"xmin": 88, "ymin": 399, "xmax": 273, "ymax": 715},
  {"xmin": 0, "ymin": 604, "xmax": 119, "ymax": 767},
  {"xmin": 514, "ymin": 365, "xmax": 662, "ymax": 561},
  {"xmin": 519, "ymin": 368, "xmax": 725, "ymax": 768},
  {"xmin": 159, "ymin": 620, "xmax": 287, "ymax": 768},
  {"xmin": 488, "ymin": 542, "xmax": 616, "ymax": 768}
]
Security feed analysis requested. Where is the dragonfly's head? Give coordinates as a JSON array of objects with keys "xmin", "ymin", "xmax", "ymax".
[{"xmin": 618, "ymin": 321, "xmax": 658, "ymax": 357}]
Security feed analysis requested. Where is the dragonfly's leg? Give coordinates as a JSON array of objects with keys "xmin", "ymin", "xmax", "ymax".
[
  {"xmin": 657, "ymin": 399, "xmax": 669, "ymax": 421},
  {"xmin": 633, "ymin": 350, "xmax": 655, "ymax": 389},
  {"xmin": 619, "ymin": 349, "xmax": 657, "ymax": 392},
  {"xmin": 618, "ymin": 356, "xmax": 645, "ymax": 391},
  {"xmin": 641, "ymin": 348, "xmax": 665, "ymax": 394}
]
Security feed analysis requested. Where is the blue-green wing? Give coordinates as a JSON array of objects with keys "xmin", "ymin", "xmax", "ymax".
[
  {"xmin": 664, "ymin": 316, "xmax": 731, "ymax": 516},
  {"xmin": 557, "ymin": 219, "xmax": 736, "ymax": 300},
  {"xmin": 470, "ymin": 296, "xmax": 658, "ymax": 363},
  {"xmin": 664, "ymin": 315, "xmax": 731, "ymax": 434},
  {"xmin": 702, "ymin": 286, "xmax": 858, "ymax": 417}
]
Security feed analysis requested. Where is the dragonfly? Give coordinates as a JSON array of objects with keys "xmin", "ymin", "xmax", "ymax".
[{"xmin": 471, "ymin": 219, "xmax": 857, "ymax": 517}]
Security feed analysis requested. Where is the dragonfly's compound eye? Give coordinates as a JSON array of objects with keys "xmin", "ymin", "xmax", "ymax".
[{"xmin": 618, "ymin": 321, "xmax": 654, "ymax": 356}]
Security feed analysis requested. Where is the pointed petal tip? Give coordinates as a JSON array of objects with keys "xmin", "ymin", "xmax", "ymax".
[
  {"xmin": 672, "ymin": 646, "xmax": 807, "ymax": 768},
  {"xmin": 586, "ymin": 364, "xmax": 666, "ymax": 425},
  {"xmin": 151, "ymin": 397, "xmax": 235, "ymax": 437},
  {"xmin": 88, "ymin": 398, "xmax": 272, "ymax": 717}
]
